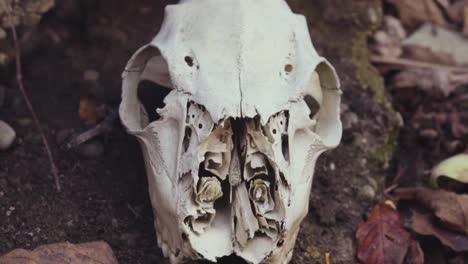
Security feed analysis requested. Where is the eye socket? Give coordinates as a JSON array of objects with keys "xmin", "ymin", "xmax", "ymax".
[{"xmin": 137, "ymin": 80, "xmax": 171, "ymax": 122}]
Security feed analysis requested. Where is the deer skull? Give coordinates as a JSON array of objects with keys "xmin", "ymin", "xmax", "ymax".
[{"xmin": 120, "ymin": 0, "xmax": 342, "ymax": 263}]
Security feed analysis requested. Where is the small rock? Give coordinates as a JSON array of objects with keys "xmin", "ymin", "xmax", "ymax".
[
  {"xmin": 419, "ymin": 128, "xmax": 438, "ymax": 139},
  {"xmin": 111, "ymin": 218, "xmax": 118, "ymax": 228},
  {"xmin": 65, "ymin": 220, "xmax": 74, "ymax": 227},
  {"xmin": 0, "ymin": 121, "xmax": 16, "ymax": 150},
  {"xmin": 0, "ymin": 53, "xmax": 7, "ymax": 66},
  {"xmin": 78, "ymin": 140, "xmax": 104, "ymax": 159},
  {"xmin": 358, "ymin": 185, "xmax": 376, "ymax": 202},
  {"xmin": 342, "ymin": 112, "xmax": 358, "ymax": 130}
]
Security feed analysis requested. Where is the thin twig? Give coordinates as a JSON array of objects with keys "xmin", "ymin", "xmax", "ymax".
[
  {"xmin": 370, "ymin": 55, "xmax": 468, "ymax": 73},
  {"xmin": 67, "ymin": 110, "xmax": 118, "ymax": 149},
  {"xmin": 325, "ymin": 252, "xmax": 331, "ymax": 264},
  {"xmin": 5, "ymin": 6, "xmax": 61, "ymax": 192}
]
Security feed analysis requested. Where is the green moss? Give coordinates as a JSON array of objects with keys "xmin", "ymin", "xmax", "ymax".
[
  {"xmin": 367, "ymin": 127, "xmax": 399, "ymax": 187},
  {"xmin": 349, "ymin": 4, "xmax": 389, "ymax": 106},
  {"xmin": 351, "ymin": 33, "xmax": 386, "ymax": 105}
]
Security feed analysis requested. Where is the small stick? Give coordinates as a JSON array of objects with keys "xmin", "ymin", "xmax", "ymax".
[
  {"xmin": 325, "ymin": 252, "xmax": 331, "ymax": 264},
  {"xmin": 67, "ymin": 110, "xmax": 118, "ymax": 149},
  {"xmin": 370, "ymin": 55, "xmax": 468, "ymax": 73},
  {"xmin": 5, "ymin": 6, "xmax": 61, "ymax": 192}
]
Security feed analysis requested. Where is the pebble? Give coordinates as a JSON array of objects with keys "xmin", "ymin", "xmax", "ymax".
[
  {"xmin": 6, "ymin": 206, "xmax": 15, "ymax": 217},
  {"xmin": 0, "ymin": 28, "xmax": 6, "ymax": 39},
  {"xmin": 0, "ymin": 120, "xmax": 16, "ymax": 150},
  {"xmin": 78, "ymin": 140, "xmax": 104, "ymax": 159},
  {"xmin": 358, "ymin": 185, "xmax": 376, "ymax": 202},
  {"xmin": 342, "ymin": 112, "xmax": 358, "ymax": 130}
]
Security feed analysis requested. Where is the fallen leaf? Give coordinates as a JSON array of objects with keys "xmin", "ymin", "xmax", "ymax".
[
  {"xmin": 395, "ymin": 187, "xmax": 468, "ymax": 235},
  {"xmin": 356, "ymin": 202, "xmax": 411, "ymax": 264},
  {"xmin": 410, "ymin": 210, "xmax": 468, "ymax": 252},
  {"xmin": 392, "ymin": 68, "xmax": 456, "ymax": 97},
  {"xmin": 403, "ymin": 23, "xmax": 468, "ymax": 66},
  {"xmin": 404, "ymin": 240, "xmax": 424, "ymax": 264},
  {"xmin": 387, "ymin": 0, "xmax": 450, "ymax": 30},
  {"xmin": 0, "ymin": 241, "xmax": 118, "ymax": 264},
  {"xmin": 79, "ymin": 98, "xmax": 111, "ymax": 125},
  {"xmin": 402, "ymin": 45, "xmax": 456, "ymax": 66},
  {"xmin": 431, "ymin": 154, "xmax": 468, "ymax": 191},
  {"xmin": 439, "ymin": 0, "xmax": 468, "ymax": 30}
]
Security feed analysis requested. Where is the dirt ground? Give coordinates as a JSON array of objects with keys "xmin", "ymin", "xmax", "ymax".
[{"xmin": 0, "ymin": 1, "xmax": 400, "ymax": 263}]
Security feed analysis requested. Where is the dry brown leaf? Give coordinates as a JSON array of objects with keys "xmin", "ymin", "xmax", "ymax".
[
  {"xmin": 404, "ymin": 240, "xmax": 424, "ymax": 264},
  {"xmin": 441, "ymin": 0, "xmax": 468, "ymax": 27},
  {"xmin": 403, "ymin": 23, "xmax": 468, "ymax": 66},
  {"xmin": 392, "ymin": 68, "xmax": 456, "ymax": 97},
  {"xmin": 402, "ymin": 45, "xmax": 456, "ymax": 66},
  {"xmin": 387, "ymin": 0, "xmax": 450, "ymax": 30},
  {"xmin": 0, "ymin": 241, "xmax": 118, "ymax": 264},
  {"xmin": 79, "ymin": 98, "xmax": 111, "ymax": 125},
  {"xmin": 410, "ymin": 210, "xmax": 468, "ymax": 252},
  {"xmin": 395, "ymin": 187, "xmax": 468, "ymax": 235},
  {"xmin": 356, "ymin": 202, "xmax": 411, "ymax": 264}
]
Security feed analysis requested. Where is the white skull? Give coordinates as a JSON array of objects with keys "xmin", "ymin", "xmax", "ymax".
[{"xmin": 120, "ymin": 0, "xmax": 342, "ymax": 263}]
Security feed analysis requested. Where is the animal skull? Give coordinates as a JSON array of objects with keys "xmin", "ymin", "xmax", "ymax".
[{"xmin": 120, "ymin": 0, "xmax": 342, "ymax": 263}]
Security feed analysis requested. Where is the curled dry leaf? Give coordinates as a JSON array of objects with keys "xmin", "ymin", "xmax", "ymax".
[
  {"xmin": 395, "ymin": 187, "xmax": 468, "ymax": 235},
  {"xmin": 356, "ymin": 202, "xmax": 411, "ymax": 264},
  {"xmin": 404, "ymin": 240, "xmax": 424, "ymax": 264},
  {"xmin": 402, "ymin": 45, "xmax": 457, "ymax": 66},
  {"xmin": 0, "ymin": 241, "xmax": 118, "ymax": 264},
  {"xmin": 387, "ymin": 0, "xmax": 449, "ymax": 30},
  {"xmin": 431, "ymin": 153, "xmax": 468, "ymax": 191},
  {"xmin": 410, "ymin": 210, "xmax": 468, "ymax": 252},
  {"xmin": 392, "ymin": 68, "xmax": 456, "ymax": 97},
  {"xmin": 403, "ymin": 23, "xmax": 468, "ymax": 66}
]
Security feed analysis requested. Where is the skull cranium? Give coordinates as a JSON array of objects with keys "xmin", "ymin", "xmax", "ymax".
[{"xmin": 120, "ymin": 0, "xmax": 342, "ymax": 263}]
